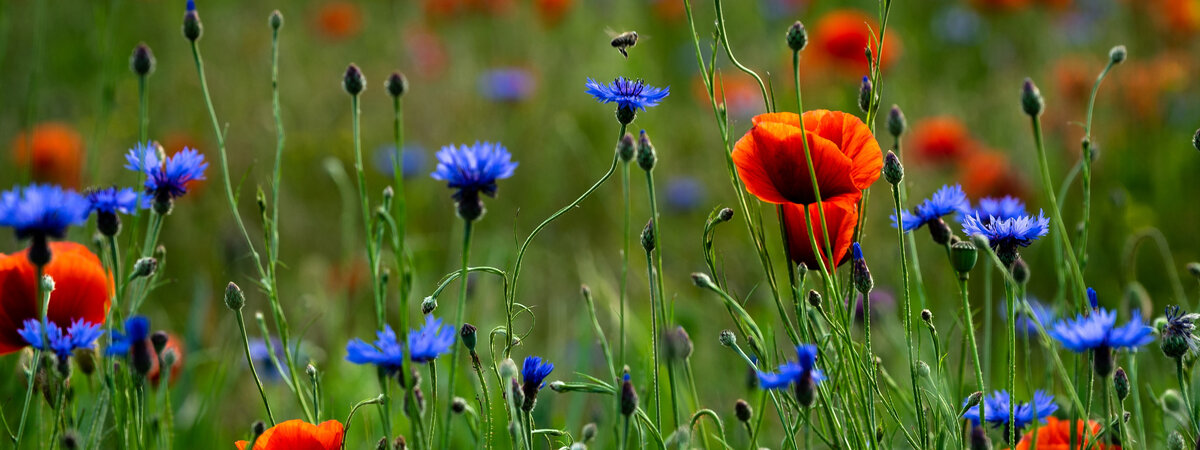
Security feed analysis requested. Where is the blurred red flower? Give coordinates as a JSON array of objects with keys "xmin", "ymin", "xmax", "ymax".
[
  {"xmin": 1014, "ymin": 416, "xmax": 1120, "ymax": 450},
  {"xmin": 907, "ymin": 116, "xmax": 979, "ymax": 165},
  {"xmin": 809, "ymin": 10, "xmax": 902, "ymax": 73},
  {"xmin": 314, "ymin": 1, "xmax": 362, "ymax": 41},
  {"xmin": 957, "ymin": 150, "xmax": 1028, "ymax": 200},
  {"xmin": 148, "ymin": 332, "xmax": 184, "ymax": 387},
  {"xmin": 11, "ymin": 122, "xmax": 84, "ymax": 189},
  {"xmin": 0, "ymin": 242, "xmax": 111, "ymax": 355},
  {"xmin": 235, "ymin": 420, "xmax": 344, "ymax": 450},
  {"xmin": 534, "ymin": 0, "xmax": 574, "ymax": 25}
]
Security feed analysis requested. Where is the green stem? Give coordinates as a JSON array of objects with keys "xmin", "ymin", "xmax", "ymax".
[
  {"xmin": 13, "ymin": 265, "xmax": 47, "ymax": 449},
  {"xmin": 1005, "ymin": 280, "xmax": 1017, "ymax": 445},
  {"xmin": 442, "ymin": 219, "xmax": 474, "ymax": 447},
  {"xmin": 1028, "ymin": 116, "xmax": 1088, "ymax": 308},
  {"xmin": 236, "ymin": 310, "xmax": 276, "ymax": 425},
  {"xmin": 791, "ymin": 51, "xmax": 838, "ymax": 293},
  {"xmin": 891, "ymin": 183, "xmax": 924, "ymax": 446},
  {"xmin": 1179, "ymin": 357, "xmax": 1199, "ymax": 435}
]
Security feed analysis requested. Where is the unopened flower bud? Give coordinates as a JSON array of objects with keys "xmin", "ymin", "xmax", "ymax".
[
  {"xmin": 929, "ymin": 218, "xmax": 952, "ymax": 246},
  {"xmin": 951, "ymin": 241, "xmax": 978, "ymax": 277},
  {"xmin": 617, "ymin": 133, "xmax": 636, "ymax": 163},
  {"xmin": 641, "ymin": 219, "xmax": 656, "ymax": 253},
  {"xmin": 581, "ymin": 423, "xmax": 598, "ymax": 442},
  {"xmin": 883, "ymin": 151, "xmax": 903, "ymax": 185},
  {"xmin": 717, "ymin": 207, "xmax": 734, "ymax": 222},
  {"xmin": 1162, "ymin": 389, "xmax": 1185, "ymax": 414},
  {"xmin": 343, "ymin": 64, "xmax": 366, "ymax": 96},
  {"xmin": 499, "ymin": 358, "xmax": 518, "ymax": 379},
  {"xmin": 786, "ymin": 21, "xmax": 808, "ymax": 52},
  {"xmin": 718, "ymin": 330, "xmax": 736, "ymax": 347},
  {"xmin": 857, "ymin": 76, "xmax": 873, "ymax": 113},
  {"xmin": 1114, "ymin": 367, "xmax": 1129, "ymax": 401},
  {"xmin": 151, "ymin": 331, "xmax": 169, "ymax": 355},
  {"xmin": 664, "ymin": 326, "xmax": 693, "ymax": 362},
  {"xmin": 421, "ymin": 296, "xmax": 437, "ymax": 314},
  {"xmin": 1166, "ymin": 431, "xmax": 1185, "ymax": 450},
  {"xmin": 182, "ymin": 9, "xmax": 202, "ymax": 42},
  {"xmin": 130, "ymin": 43, "xmax": 156, "ymax": 76},
  {"xmin": 620, "ymin": 374, "xmax": 638, "ymax": 416},
  {"xmin": 269, "ymin": 10, "xmax": 284, "ymax": 31},
  {"xmin": 921, "ymin": 309, "xmax": 933, "ymax": 324},
  {"xmin": 735, "ymin": 399, "xmax": 752, "ymax": 422},
  {"xmin": 460, "ymin": 323, "xmax": 477, "ymax": 352},
  {"xmin": 807, "ymin": 290, "xmax": 822, "ymax": 308},
  {"xmin": 451, "ymin": 397, "xmax": 467, "ymax": 414},
  {"xmin": 306, "ymin": 364, "xmax": 318, "ymax": 378},
  {"xmin": 888, "ymin": 105, "xmax": 906, "ymax": 138},
  {"xmin": 387, "ymin": 72, "xmax": 408, "ymax": 98},
  {"xmin": 162, "ymin": 347, "xmax": 178, "ymax": 368},
  {"xmin": 224, "ymin": 282, "xmax": 245, "ymax": 311},
  {"xmin": 1109, "ymin": 45, "xmax": 1126, "ymax": 64},
  {"xmin": 691, "ymin": 272, "xmax": 715, "ymax": 289},
  {"xmin": 132, "ymin": 257, "xmax": 158, "ymax": 278},
  {"xmin": 636, "ymin": 130, "xmax": 657, "ymax": 171},
  {"xmin": 916, "ymin": 360, "xmax": 931, "ymax": 379},
  {"xmin": 1021, "ymin": 78, "xmax": 1044, "ymax": 117},
  {"xmin": 61, "ymin": 430, "xmax": 80, "ymax": 449},
  {"xmin": 1011, "ymin": 257, "xmax": 1030, "ymax": 284},
  {"xmin": 850, "ymin": 243, "xmax": 873, "ymax": 294}
]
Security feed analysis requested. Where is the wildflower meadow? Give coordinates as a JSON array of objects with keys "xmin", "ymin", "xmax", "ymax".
[{"xmin": 4, "ymin": 0, "xmax": 1200, "ymax": 448}]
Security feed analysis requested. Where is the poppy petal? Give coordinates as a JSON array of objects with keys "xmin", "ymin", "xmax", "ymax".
[
  {"xmin": 783, "ymin": 193, "xmax": 860, "ymax": 269},
  {"xmin": 733, "ymin": 117, "xmax": 859, "ymax": 205}
]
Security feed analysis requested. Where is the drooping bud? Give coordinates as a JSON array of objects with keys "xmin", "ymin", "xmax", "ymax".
[
  {"xmin": 581, "ymin": 423, "xmax": 597, "ymax": 443},
  {"xmin": 617, "ymin": 133, "xmax": 636, "ymax": 163},
  {"xmin": 887, "ymin": 105, "xmax": 906, "ymax": 138},
  {"xmin": 451, "ymin": 397, "xmax": 467, "ymax": 414},
  {"xmin": 928, "ymin": 218, "xmax": 952, "ymax": 245},
  {"xmin": 499, "ymin": 358, "xmax": 518, "ymax": 379},
  {"xmin": 921, "ymin": 309, "xmax": 933, "ymax": 324},
  {"xmin": 387, "ymin": 72, "xmax": 408, "ymax": 98},
  {"xmin": 718, "ymin": 330, "xmax": 736, "ymax": 348},
  {"xmin": 883, "ymin": 150, "xmax": 903, "ymax": 185},
  {"xmin": 664, "ymin": 326, "xmax": 694, "ymax": 361},
  {"xmin": 460, "ymin": 324, "xmax": 477, "ymax": 352},
  {"xmin": 640, "ymin": 219, "xmax": 656, "ymax": 253},
  {"xmin": 850, "ymin": 243, "xmax": 873, "ymax": 294},
  {"xmin": 620, "ymin": 373, "xmax": 638, "ymax": 416},
  {"xmin": 131, "ymin": 257, "xmax": 159, "ymax": 279},
  {"xmin": 421, "ymin": 296, "xmax": 437, "ymax": 314},
  {"xmin": 857, "ymin": 76, "xmax": 873, "ymax": 113},
  {"xmin": 786, "ymin": 21, "xmax": 808, "ymax": 52},
  {"xmin": 131, "ymin": 43, "xmax": 156, "ymax": 76},
  {"xmin": 1114, "ymin": 367, "xmax": 1129, "ymax": 401},
  {"xmin": 343, "ymin": 64, "xmax": 366, "ymax": 96},
  {"xmin": 269, "ymin": 10, "xmax": 284, "ymax": 31},
  {"xmin": 950, "ymin": 241, "xmax": 978, "ymax": 278},
  {"xmin": 637, "ymin": 130, "xmax": 657, "ymax": 171},
  {"xmin": 1021, "ymin": 78, "xmax": 1044, "ymax": 117},
  {"xmin": 1011, "ymin": 257, "xmax": 1030, "ymax": 284},
  {"xmin": 224, "ymin": 282, "xmax": 245, "ymax": 311},
  {"xmin": 807, "ymin": 290, "xmax": 822, "ymax": 309},
  {"xmin": 734, "ymin": 399, "xmax": 752, "ymax": 422},
  {"xmin": 717, "ymin": 207, "xmax": 734, "ymax": 222},
  {"xmin": 1109, "ymin": 45, "xmax": 1127, "ymax": 65}
]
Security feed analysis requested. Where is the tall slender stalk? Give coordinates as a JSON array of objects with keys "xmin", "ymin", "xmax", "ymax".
[
  {"xmin": 441, "ymin": 220, "xmax": 474, "ymax": 447},
  {"xmin": 13, "ymin": 266, "xmax": 47, "ymax": 449},
  {"xmin": 235, "ymin": 309, "xmax": 276, "ymax": 425},
  {"xmin": 891, "ymin": 184, "xmax": 927, "ymax": 446}
]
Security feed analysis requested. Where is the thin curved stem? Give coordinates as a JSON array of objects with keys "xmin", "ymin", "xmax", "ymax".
[
  {"xmin": 236, "ymin": 310, "xmax": 276, "ymax": 425},
  {"xmin": 441, "ymin": 219, "xmax": 474, "ymax": 447}
]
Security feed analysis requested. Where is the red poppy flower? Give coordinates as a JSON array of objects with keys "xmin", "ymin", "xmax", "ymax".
[
  {"xmin": 534, "ymin": 0, "xmax": 574, "ymax": 25},
  {"xmin": 810, "ymin": 10, "xmax": 902, "ymax": 73},
  {"xmin": 148, "ymin": 333, "xmax": 184, "ymax": 387},
  {"xmin": 908, "ymin": 116, "xmax": 979, "ymax": 165},
  {"xmin": 1014, "ymin": 416, "xmax": 1120, "ymax": 450},
  {"xmin": 0, "ymin": 242, "xmax": 112, "ymax": 355},
  {"xmin": 11, "ymin": 122, "xmax": 84, "ymax": 189},
  {"xmin": 957, "ymin": 150, "xmax": 1028, "ymax": 200},
  {"xmin": 733, "ymin": 110, "xmax": 882, "ymax": 206},
  {"xmin": 782, "ymin": 194, "xmax": 860, "ymax": 269},
  {"xmin": 314, "ymin": 1, "xmax": 362, "ymax": 41},
  {"xmin": 235, "ymin": 420, "xmax": 344, "ymax": 450}
]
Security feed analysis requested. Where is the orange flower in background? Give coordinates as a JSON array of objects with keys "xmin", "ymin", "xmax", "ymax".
[
  {"xmin": 694, "ymin": 75, "xmax": 762, "ymax": 119},
  {"xmin": 534, "ymin": 0, "xmax": 574, "ymax": 25},
  {"xmin": 1158, "ymin": 0, "xmax": 1200, "ymax": 35},
  {"xmin": 957, "ymin": 150, "xmax": 1028, "ymax": 199},
  {"xmin": 235, "ymin": 420, "xmax": 344, "ymax": 450},
  {"xmin": 406, "ymin": 27, "xmax": 448, "ymax": 78},
  {"xmin": 466, "ymin": 0, "xmax": 515, "ymax": 15},
  {"xmin": 10, "ymin": 122, "xmax": 84, "ymax": 189},
  {"xmin": 314, "ymin": 1, "xmax": 362, "ymax": 41},
  {"xmin": 1014, "ymin": 416, "xmax": 1119, "ymax": 449},
  {"xmin": 809, "ymin": 10, "xmax": 902, "ymax": 73},
  {"xmin": 148, "ymin": 333, "xmax": 185, "ymax": 387},
  {"xmin": 733, "ymin": 111, "xmax": 882, "ymax": 206},
  {"xmin": 908, "ymin": 116, "xmax": 979, "ymax": 165},
  {"xmin": 0, "ymin": 242, "xmax": 112, "ymax": 355},
  {"xmin": 783, "ymin": 195, "xmax": 859, "ymax": 269}
]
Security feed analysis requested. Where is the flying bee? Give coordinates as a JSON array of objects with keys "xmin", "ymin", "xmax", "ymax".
[{"xmin": 608, "ymin": 30, "xmax": 639, "ymax": 59}]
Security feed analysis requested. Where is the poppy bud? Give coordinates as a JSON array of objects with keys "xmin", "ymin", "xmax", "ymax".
[
  {"xmin": 883, "ymin": 150, "xmax": 903, "ymax": 185},
  {"xmin": 664, "ymin": 326, "xmax": 693, "ymax": 362},
  {"xmin": 796, "ymin": 262, "xmax": 808, "ymax": 284},
  {"xmin": 499, "ymin": 358, "xmax": 518, "ymax": 379},
  {"xmin": 1109, "ymin": 45, "xmax": 1126, "ymax": 65},
  {"xmin": 1114, "ymin": 367, "xmax": 1129, "ymax": 401},
  {"xmin": 691, "ymin": 272, "xmax": 715, "ymax": 289},
  {"xmin": 343, "ymin": 64, "xmax": 366, "ymax": 96},
  {"xmin": 807, "ymin": 290, "xmax": 822, "ymax": 309},
  {"xmin": 617, "ymin": 133, "xmax": 636, "ymax": 163},
  {"xmin": 387, "ymin": 72, "xmax": 408, "ymax": 98},
  {"xmin": 421, "ymin": 296, "xmax": 437, "ymax": 314},
  {"xmin": 183, "ymin": 10, "xmax": 202, "ymax": 42},
  {"xmin": 224, "ymin": 282, "xmax": 245, "ymax": 311},
  {"xmin": 1163, "ymin": 389, "xmax": 1185, "ymax": 414},
  {"xmin": 717, "ymin": 207, "xmax": 734, "ymax": 222},
  {"xmin": 132, "ymin": 257, "xmax": 158, "ymax": 278},
  {"xmin": 928, "ymin": 218, "xmax": 951, "ymax": 246},
  {"xmin": 857, "ymin": 76, "xmax": 873, "ymax": 113},
  {"xmin": 130, "ymin": 43, "xmax": 155, "ymax": 77},
  {"xmin": 728, "ymin": 399, "xmax": 751, "ymax": 423},
  {"xmin": 269, "ymin": 10, "xmax": 284, "ymax": 31},
  {"xmin": 718, "ymin": 330, "xmax": 736, "ymax": 348},
  {"xmin": 915, "ymin": 360, "xmax": 930, "ymax": 379},
  {"xmin": 640, "ymin": 219, "xmax": 655, "ymax": 253},
  {"xmin": 581, "ymin": 423, "xmax": 597, "ymax": 442},
  {"xmin": 1021, "ymin": 78, "xmax": 1044, "ymax": 117},
  {"xmin": 921, "ymin": 309, "xmax": 933, "ymax": 324},
  {"xmin": 1166, "ymin": 431, "xmax": 1185, "ymax": 450},
  {"xmin": 460, "ymin": 323, "xmax": 477, "ymax": 352},
  {"xmin": 306, "ymin": 364, "xmax": 318, "ymax": 378},
  {"xmin": 620, "ymin": 374, "xmax": 638, "ymax": 416},
  {"xmin": 1011, "ymin": 257, "xmax": 1029, "ymax": 284},
  {"xmin": 887, "ymin": 105, "xmax": 906, "ymax": 138},
  {"xmin": 850, "ymin": 243, "xmax": 873, "ymax": 294},
  {"xmin": 786, "ymin": 21, "xmax": 808, "ymax": 52},
  {"xmin": 451, "ymin": 397, "xmax": 467, "ymax": 414},
  {"xmin": 637, "ymin": 130, "xmax": 657, "ymax": 171},
  {"xmin": 950, "ymin": 241, "xmax": 978, "ymax": 278},
  {"xmin": 969, "ymin": 425, "xmax": 992, "ymax": 450}
]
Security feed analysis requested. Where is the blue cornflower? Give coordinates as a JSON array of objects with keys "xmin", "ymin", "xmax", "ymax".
[
  {"xmin": 107, "ymin": 316, "xmax": 151, "ymax": 357},
  {"xmin": 891, "ymin": 184, "xmax": 971, "ymax": 231},
  {"xmin": 1047, "ymin": 307, "xmax": 1154, "ymax": 353},
  {"xmin": 249, "ymin": 338, "xmax": 288, "ymax": 381},
  {"xmin": 478, "ymin": 68, "xmax": 535, "ymax": 102},
  {"xmin": 973, "ymin": 196, "xmax": 1027, "ymax": 223},
  {"xmin": 1161, "ymin": 305, "xmax": 1199, "ymax": 359},
  {"xmin": 187, "ymin": 0, "xmax": 195, "ymax": 11},
  {"xmin": 585, "ymin": 77, "xmax": 669, "ymax": 123},
  {"xmin": 0, "ymin": 184, "xmax": 90, "ymax": 240},
  {"xmin": 664, "ymin": 177, "xmax": 704, "ymax": 213},
  {"xmin": 346, "ymin": 325, "xmax": 405, "ymax": 374},
  {"xmin": 373, "ymin": 144, "xmax": 425, "ymax": 179},
  {"xmin": 520, "ymin": 356, "xmax": 555, "ymax": 411},
  {"xmin": 431, "ymin": 142, "xmax": 517, "ymax": 221},
  {"xmin": 756, "ymin": 344, "xmax": 825, "ymax": 389},
  {"xmin": 125, "ymin": 142, "xmax": 208, "ymax": 204},
  {"xmin": 962, "ymin": 390, "xmax": 1057, "ymax": 430},
  {"xmin": 18, "ymin": 318, "xmax": 105, "ymax": 359},
  {"xmin": 1013, "ymin": 299, "xmax": 1056, "ymax": 337},
  {"xmin": 962, "ymin": 210, "xmax": 1049, "ymax": 265},
  {"xmin": 87, "ymin": 187, "xmax": 144, "ymax": 215},
  {"xmin": 407, "ymin": 315, "xmax": 456, "ymax": 363}
]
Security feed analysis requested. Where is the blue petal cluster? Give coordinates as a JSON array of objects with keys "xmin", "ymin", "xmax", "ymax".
[
  {"xmin": 18, "ymin": 319, "xmax": 105, "ymax": 358},
  {"xmin": 961, "ymin": 210, "xmax": 1049, "ymax": 249},
  {"xmin": 0, "ymin": 184, "xmax": 91, "ymax": 239},
  {"xmin": 431, "ymin": 142, "xmax": 518, "ymax": 201},
  {"xmin": 346, "ymin": 325, "xmax": 406, "ymax": 374},
  {"xmin": 891, "ymin": 184, "xmax": 971, "ymax": 231},
  {"xmin": 478, "ymin": 68, "xmax": 535, "ymax": 102},
  {"xmin": 585, "ymin": 77, "xmax": 670, "ymax": 112},
  {"xmin": 107, "ymin": 316, "xmax": 151, "ymax": 357},
  {"xmin": 125, "ymin": 142, "xmax": 209, "ymax": 200},
  {"xmin": 1014, "ymin": 299, "xmax": 1056, "ymax": 337},
  {"xmin": 250, "ymin": 338, "xmax": 288, "ymax": 381},
  {"xmin": 87, "ymin": 187, "xmax": 146, "ymax": 215},
  {"xmin": 1047, "ymin": 307, "xmax": 1155, "ymax": 352},
  {"xmin": 973, "ymin": 196, "xmax": 1027, "ymax": 222},
  {"xmin": 757, "ymin": 344, "xmax": 825, "ymax": 389},
  {"xmin": 521, "ymin": 356, "xmax": 555, "ymax": 391},
  {"xmin": 408, "ymin": 316, "xmax": 456, "ymax": 363},
  {"xmin": 962, "ymin": 390, "xmax": 1057, "ymax": 429}
]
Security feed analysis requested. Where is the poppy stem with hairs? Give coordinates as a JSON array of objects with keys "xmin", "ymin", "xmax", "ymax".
[
  {"xmin": 1078, "ymin": 55, "xmax": 1120, "ymax": 270},
  {"xmin": 342, "ymin": 395, "xmax": 385, "ymax": 450},
  {"xmin": 12, "ymin": 265, "xmax": 47, "ymax": 449},
  {"xmin": 643, "ymin": 164, "xmax": 673, "ymax": 429},
  {"xmin": 441, "ymin": 219, "xmax": 473, "ymax": 448},
  {"xmin": 1006, "ymin": 278, "xmax": 1018, "ymax": 444},
  {"xmin": 236, "ymin": 308, "xmax": 277, "ymax": 425},
  {"xmin": 791, "ymin": 50, "xmax": 839, "ymax": 295},
  {"xmin": 1026, "ymin": 101, "xmax": 1088, "ymax": 311},
  {"xmin": 428, "ymin": 362, "xmax": 439, "ymax": 449},
  {"xmin": 617, "ymin": 122, "xmax": 630, "ymax": 444},
  {"xmin": 889, "ymin": 182, "xmax": 926, "ymax": 445},
  {"xmin": 712, "ymin": 0, "xmax": 771, "ymax": 113},
  {"xmin": 643, "ymin": 233, "xmax": 664, "ymax": 430}
]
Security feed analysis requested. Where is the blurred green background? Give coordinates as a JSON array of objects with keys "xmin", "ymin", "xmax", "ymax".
[{"xmin": 2, "ymin": 0, "xmax": 1199, "ymax": 447}]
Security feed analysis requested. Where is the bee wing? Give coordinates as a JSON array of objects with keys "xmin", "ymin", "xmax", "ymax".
[{"xmin": 604, "ymin": 27, "xmax": 620, "ymax": 38}]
